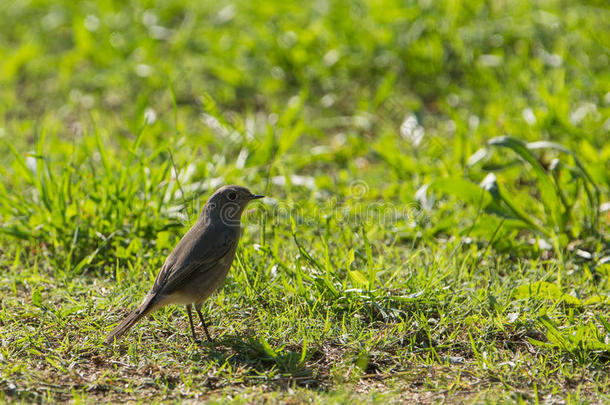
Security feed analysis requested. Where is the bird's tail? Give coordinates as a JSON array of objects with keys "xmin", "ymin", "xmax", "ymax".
[{"xmin": 104, "ymin": 299, "xmax": 155, "ymax": 344}]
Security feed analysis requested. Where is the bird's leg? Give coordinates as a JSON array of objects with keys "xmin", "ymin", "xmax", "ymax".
[
  {"xmin": 186, "ymin": 304, "xmax": 198, "ymax": 342},
  {"xmin": 195, "ymin": 304, "xmax": 214, "ymax": 343}
]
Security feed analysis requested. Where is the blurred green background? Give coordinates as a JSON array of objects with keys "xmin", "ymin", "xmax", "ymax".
[
  {"xmin": 1, "ymin": 0, "xmax": 608, "ymax": 263},
  {"xmin": 2, "ymin": 0, "xmax": 608, "ymax": 146}
]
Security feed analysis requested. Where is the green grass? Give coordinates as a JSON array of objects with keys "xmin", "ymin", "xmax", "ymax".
[{"xmin": 1, "ymin": 0, "xmax": 609, "ymax": 403}]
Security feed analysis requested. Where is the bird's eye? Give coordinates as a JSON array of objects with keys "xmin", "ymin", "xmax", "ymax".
[{"xmin": 227, "ymin": 192, "xmax": 237, "ymax": 201}]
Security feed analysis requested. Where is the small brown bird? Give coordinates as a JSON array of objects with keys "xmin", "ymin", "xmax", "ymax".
[{"xmin": 104, "ymin": 185, "xmax": 264, "ymax": 344}]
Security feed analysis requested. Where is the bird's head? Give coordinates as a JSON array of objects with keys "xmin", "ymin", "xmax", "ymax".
[{"xmin": 203, "ymin": 185, "xmax": 264, "ymax": 225}]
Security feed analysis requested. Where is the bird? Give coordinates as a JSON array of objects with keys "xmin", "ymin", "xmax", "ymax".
[{"xmin": 104, "ymin": 185, "xmax": 264, "ymax": 344}]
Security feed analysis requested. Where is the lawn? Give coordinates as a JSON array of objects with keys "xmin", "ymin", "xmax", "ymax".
[{"xmin": 1, "ymin": 0, "xmax": 609, "ymax": 403}]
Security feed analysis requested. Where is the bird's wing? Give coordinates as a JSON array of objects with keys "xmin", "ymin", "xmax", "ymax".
[{"xmin": 151, "ymin": 226, "xmax": 236, "ymax": 296}]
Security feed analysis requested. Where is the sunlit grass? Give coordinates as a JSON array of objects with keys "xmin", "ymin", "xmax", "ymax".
[{"xmin": 1, "ymin": 0, "xmax": 609, "ymax": 403}]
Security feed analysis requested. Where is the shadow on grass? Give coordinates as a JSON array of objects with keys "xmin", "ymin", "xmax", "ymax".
[{"xmin": 199, "ymin": 333, "xmax": 327, "ymax": 390}]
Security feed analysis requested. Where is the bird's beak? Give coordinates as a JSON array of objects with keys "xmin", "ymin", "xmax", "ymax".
[{"xmin": 250, "ymin": 194, "xmax": 265, "ymax": 200}]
